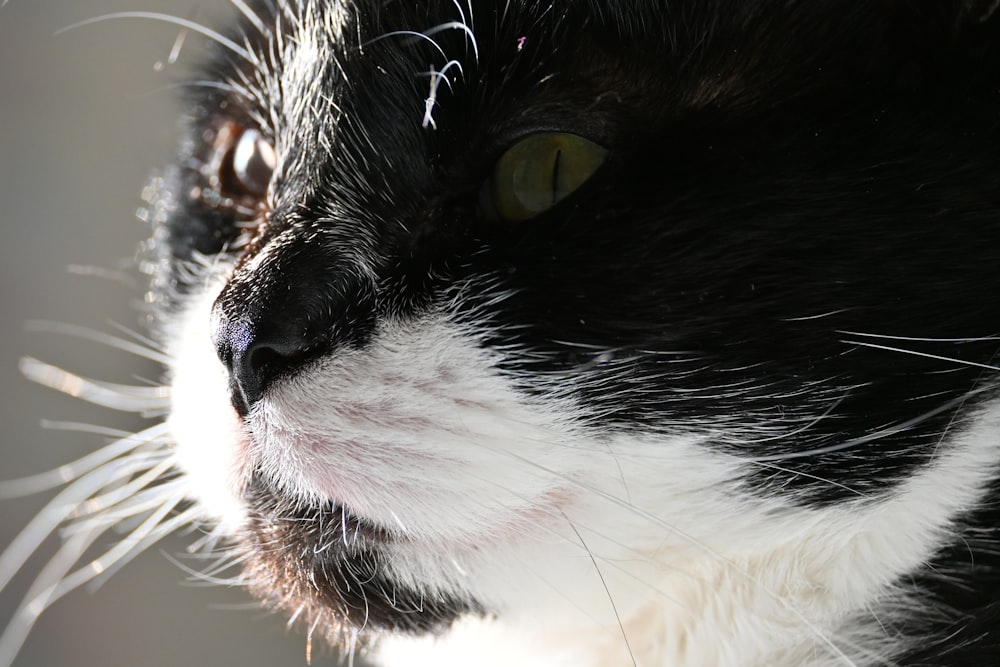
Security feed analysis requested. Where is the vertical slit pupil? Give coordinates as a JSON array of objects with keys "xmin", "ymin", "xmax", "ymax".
[{"xmin": 551, "ymin": 148, "xmax": 562, "ymax": 204}]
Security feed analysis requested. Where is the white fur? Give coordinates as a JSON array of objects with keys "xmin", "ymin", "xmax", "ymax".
[
  {"xmin": 167, "ymin": 269, "xmax": 252, "ymax": 534},
  {"xmin": 167, "ymin": 270, "xmax": 1000, "ymax": 667}
]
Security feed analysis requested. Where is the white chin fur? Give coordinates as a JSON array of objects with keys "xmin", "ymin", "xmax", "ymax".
[{"xmin": 167, "ymin": 276, "xmax": 1000, "ymax": 667}]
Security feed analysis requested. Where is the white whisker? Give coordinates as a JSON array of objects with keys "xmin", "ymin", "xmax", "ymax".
[
  {"xmin": 61, "ymin": 470, "xmax": 179, "ymax": 531},
  {"xmin": 839, "ymin": 330, "xmax": 1000, "ymax": 343},
  {"xmin": 81, "ymin": 504, "xmax": 199, "ymax": 591},
  {"xmin": 748, "ymin": 460, "xmax": 869, "ymax": 497},
  {"xmin": 0, "ymin": 432, "xmax": 167, "ymax": 593},
  {"xmin": 164, "ymin": 26, "xmax": 189, "ymax": 66},
  {"xmin": 55, "ymin": 12, "xmax": 253, "ymax": 63},
  {"xmin": 362, "ymin": 30, "xmax": 448, "ymax": 59},
  {"xmin": 0, "ymin": 529, "xmax": 100, "ymax": 666},
  {"xmin": 421, "ymin": 59, "xmax": 464, "ymax": 129},
  {"xmin": 563, "ymin": 514, "xmax": 638, "ymax": 667},
  {"xmin": 161, "ymin": 550, "xmax": 249, "ymax": 587},
  {"xmin": 0, "ymin": 423, "xmax": 165, "ymax": 498},
  {"xmin": 64, "ymin": 264, "xmax": 137, "ymax": 286},
  {"xmin": 229, "ymin": 0, "xmax": 268, "ymax": 35},
  {"xmin": 423, "ymin": 21, "xmax": 479, "ymax": 62},
  {"xmin": 19, "ymin": 358, "xmax": 170, "ymax": 414},
  {"xmin": 842, "ymin": 339, "xmax": 1000, "ymax": 372},
  {"xmin": 0, "ymin": 486, "xmax": 186, "ymax": 666},
  {"xmin": 750, "ymin": 389, "xmax": 985, "ymax": 462},
  {"xmin": 25, "ymin": 320, "xmax": 170, "ymax": 365}
]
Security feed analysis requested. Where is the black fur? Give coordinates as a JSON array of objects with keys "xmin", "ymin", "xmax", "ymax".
[
  {"xmin": 144, "ymin": 0, "xmax": 1000, "ymax": 660},
  {"xmin": 242, "ymin": 474, "xmax": 482, "ymax": 641}
]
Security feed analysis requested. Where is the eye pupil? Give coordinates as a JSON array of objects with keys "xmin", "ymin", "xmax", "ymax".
[
  {"xmin": 487, "ymin": 132, "xmax": 608, "ymax": 222},
  {"xmin": 550, "ymin": 149, "xmax": 562, "ymax": 204},
  {"xmin": 232, "ymin": 129, "xmax": 276, "ymax": 196}
]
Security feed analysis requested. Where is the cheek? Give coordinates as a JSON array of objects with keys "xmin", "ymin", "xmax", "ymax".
[
  {"xmin": 164, "ymin": 288, "xmax": 755, "ymax": 578},
  {"xmin": 164, "ymin": 287, "xmax": 585, "ymax": 545},
  {"xmin": 245, "ymin": 319, "xmax": 588, "ymax": 540}
]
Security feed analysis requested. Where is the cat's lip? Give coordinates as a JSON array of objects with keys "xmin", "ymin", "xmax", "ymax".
[
  {"xmin": 244, "ymin": 469, "xmax": 395, "ymax": 544},
  {"xmin": 239, "ymin": 450, "xmax": 575, "ymax": 550}
]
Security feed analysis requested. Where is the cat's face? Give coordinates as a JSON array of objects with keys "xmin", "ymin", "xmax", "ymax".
[{"xmin": 142, "ymin": 0, "xmax": 1000, "ymax": 663}]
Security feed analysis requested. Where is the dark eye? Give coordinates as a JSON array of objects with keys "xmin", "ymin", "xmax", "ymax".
[
  {"xmin": 482, "ymin": 132, "xmax": 608, "ymax": 222},
  {"xmin": 227, "ymin": 128, "xmax": 276, "ymax": 197}
]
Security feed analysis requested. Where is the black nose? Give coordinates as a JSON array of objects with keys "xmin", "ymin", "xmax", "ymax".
[
  {"xmin": 211, "ymin": 308, "xmax": 316, "ymax": 413},
  {"xmin": 209, "ymin": 231, "xmax": 379, "ymax": 415},
  {"xmin": 212, "ymin": 308, "xmax": 300, "ymax": 416}
]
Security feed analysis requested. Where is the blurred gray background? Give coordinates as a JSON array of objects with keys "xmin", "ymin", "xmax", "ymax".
[{"xmin": 0, "ymin": 2, "xmax": 368, "ymax": 666}]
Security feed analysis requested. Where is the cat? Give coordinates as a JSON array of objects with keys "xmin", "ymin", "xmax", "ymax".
[{"xmin": 4, "ymin": 1, "xmax": 1000, "ymax": 665}]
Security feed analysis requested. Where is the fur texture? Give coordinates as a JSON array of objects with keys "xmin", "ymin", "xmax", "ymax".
[{"xmin": 5, "ymin": 1, "xmax": 1000, "ymax": 666}]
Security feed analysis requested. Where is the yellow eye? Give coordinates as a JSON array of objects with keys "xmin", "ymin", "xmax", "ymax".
[{"xmin": 487, "ymin": 132, "xmax": 608, "ymax": 221}]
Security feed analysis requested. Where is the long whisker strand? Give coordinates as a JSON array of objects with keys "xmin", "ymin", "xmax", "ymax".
[{"xmin": 55, "ymin": 12, "xmax": 253, "ymax": 63}]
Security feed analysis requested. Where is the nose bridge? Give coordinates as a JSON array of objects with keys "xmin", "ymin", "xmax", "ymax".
[{"xmin": 210, "ymin": 232, "xmax": 376, "ymax": 414}]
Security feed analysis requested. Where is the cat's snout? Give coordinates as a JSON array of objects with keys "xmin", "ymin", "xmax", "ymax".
[
  {"xmin": 210, "ymin": 300, "xmax": 315, "ymax": 415},
  {"xmin": 208, "ymin": 248, "xmax": 377, "ymax": 415}
]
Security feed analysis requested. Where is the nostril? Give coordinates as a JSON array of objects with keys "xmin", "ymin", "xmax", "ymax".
[
  {"xmin": 209, "ymin": 253, "xmax": 374, "ymax": 416},
  {"xmin": 227, "ymin": 334, "xmax": 315, "ymax": 413},
  {"xmin": 248, "ymin": 344, "xmax": 303, "ymax": 377},
  {"xmin": 211, "ymin": 299, "xmax": 322, "ymax": 415}
]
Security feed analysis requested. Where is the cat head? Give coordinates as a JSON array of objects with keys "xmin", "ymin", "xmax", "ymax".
[{"xmin": 146, "ymin": 0, "xmax": 1000, "ymax": 654}]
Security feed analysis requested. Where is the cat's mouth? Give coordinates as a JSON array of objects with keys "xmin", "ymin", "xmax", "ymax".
[
  {"xmin": 243, "ymin": 469, "xmax": 394, "ymax": 546},
  {"xmin": 238, "ymin": 470, "xmax": 482, "ymax": 639}
]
